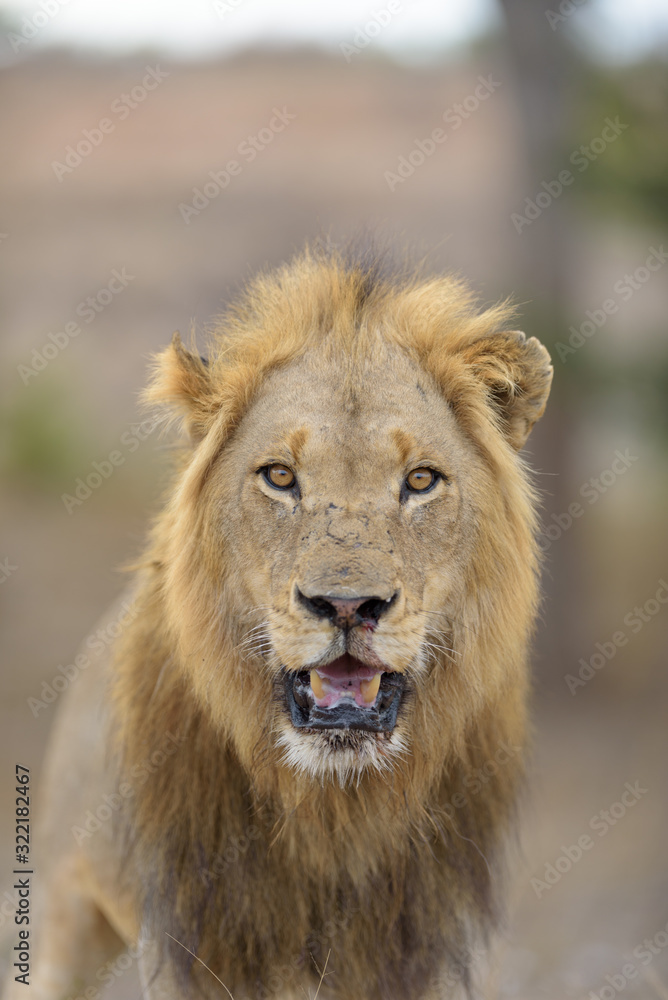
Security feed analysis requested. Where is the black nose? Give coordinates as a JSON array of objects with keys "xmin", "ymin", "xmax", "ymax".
[{"xmin": 296, "ymin": 590, "xmax": 397, "ymax": 628}]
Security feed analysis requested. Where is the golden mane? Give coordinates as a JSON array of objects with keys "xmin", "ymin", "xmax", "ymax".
[{"xmin": 110, "ymin": 245, "xmax": 551, "ymax": 999}]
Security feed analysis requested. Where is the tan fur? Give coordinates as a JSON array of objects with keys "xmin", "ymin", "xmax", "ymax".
[{"xmin": 10, "ymin": 246, "xmax": 552, "ymax": 1000}]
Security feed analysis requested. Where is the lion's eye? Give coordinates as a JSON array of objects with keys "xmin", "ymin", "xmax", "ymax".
[
  {"xmin": 405, "ymin": 468, "xmax": 438, "ymax": 493},
  {"xmin": 263, "ymin": 464, "xmax": 296, "ymax": 490}
]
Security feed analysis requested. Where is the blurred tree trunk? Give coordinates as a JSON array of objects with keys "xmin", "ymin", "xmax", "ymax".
[
  {"xmin": 498, "ymin": 0, "xmax": 583, "ymax": 684},
  {"xmin": 498, "ymin": 0, "xmax": 570, "ymax": 303}
]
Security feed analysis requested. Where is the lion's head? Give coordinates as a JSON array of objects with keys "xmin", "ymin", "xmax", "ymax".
[{"xmin": 135, "ymin": 248, "xmax": 552, "ymax": 795}]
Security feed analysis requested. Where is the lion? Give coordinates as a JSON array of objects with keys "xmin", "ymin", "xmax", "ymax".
[{"xmin": 6, "ymin": 246, "xmax": 552, "ymax": 1000}]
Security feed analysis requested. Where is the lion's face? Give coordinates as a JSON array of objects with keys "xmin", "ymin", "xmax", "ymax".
[
  {"xmin": 182, "ymin": 343, "xmax": 505, "ymax": 785},
  {"xmin": 151, "ymin": 258, "xmax": 552, "ymax": 789},
  {"xmin": 216, "ymin": 347, "xmax": 479, "ymax": 780}
]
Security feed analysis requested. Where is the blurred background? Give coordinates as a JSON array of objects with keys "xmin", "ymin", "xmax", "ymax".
[{"xmin": 0, "ymin": 1, "xmax": 667, "ymax": 997}]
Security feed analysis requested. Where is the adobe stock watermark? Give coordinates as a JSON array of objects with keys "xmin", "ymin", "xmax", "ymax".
[
  {"xmin": 340, "ymin": 1, "xmax": 402, "ymax": 62},
  {"xmin": 0, "ymin": 884, "xmax": 22, "ymax": 931},
  {"xmin": 538, "ymin": 447, "xmax": 638, "ymax": 553},
  {"xmin": 28, "ymin": 600, "xmax": 139, "ymax": 717},
  {"xmin": 71, "ymin": 730, "xmax": 187, "ymax": 845},
  {"xmin": 545, "ymin": 0, "xmax": 588, "ymax": 30},
  {"xmin": 179, "ymin": 107, "xmax": 296, "ymax": 224},
  {"xmin": 233, "ymin": 901, "xmax": 362, "ymax": 1000},
  {"xmin": 6, "ymin": 0, "xmax": 72, "ymax": 53},
  {"xmin": 511, "ymin": 116, "xmax": 629, "ymax": 233},
  {"xmin": 64, "ymin": 941, "xmax": 148, "ymax": 1000},
  {"xmin": 556, "ymin": 245, "xmax": 668, "ymax": 362},
  {"xmin": 384, "ymin": 74, "xmax": 501, "ymax": 191},
  {"xmin": 427, "ymin": 943, "xmax": 488, "ymax": 997},
  {"xmin": 313, "ymin": 234, "xmax": 342, "ymax": 256},
  {"xmin": 565, "ymin": 578, "xmax": 668, "ymax": 694},
  {"xmin": 212, "ymin": 0, "xmax": 247, "ymax": 16},
  {"xmin": 199, "ymin": 824, "xmax": 263, "ymax": 886},
  {"xmin": 60, "ymin": 417, "xmax": 159, "ymax": 515},
  {"xmin": 441, "ymin": 739, "xmax": 521, "ymax": 821},
  {"xmin": 588, "ymin": 918, "xmax": 668, "ymax": 1000},
  {"xmin": 0, "ymin": 558, "xmax": 18, "ymax": 584},
  {"xmin": 17, "ymin": 268, "xmax": 135, "ymax": 385},
  {"xmin": 531, "ymin": 780, "xmax": 648, "ymax": 898},
  {"xmin": 51, "ymin": 66, "xmax": 169, "ymax": 181}
]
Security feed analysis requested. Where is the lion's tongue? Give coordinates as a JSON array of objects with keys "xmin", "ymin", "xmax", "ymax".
[{"xmin": 309, "ymin": 654, "xmax": 382, "ymax": 709}]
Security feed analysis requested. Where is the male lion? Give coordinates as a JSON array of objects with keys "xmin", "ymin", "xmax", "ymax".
[{"xmin": 9, "ymin": 247, "xmax": 552, "ymax": 1000}]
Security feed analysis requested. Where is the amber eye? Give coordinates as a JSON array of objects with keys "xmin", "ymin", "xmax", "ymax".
[
  {"xmin": 263, "ymin": 464, "xmax": 296, "ymax": 490},
  {"xmin": 405, "ymin": 468, "xmax": 438, "ymax": 493}
]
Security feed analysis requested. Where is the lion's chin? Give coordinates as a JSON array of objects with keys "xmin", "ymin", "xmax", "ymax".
[{"xmin": 276, "ymin": 720, "xmax": 408, "ymax": 786}]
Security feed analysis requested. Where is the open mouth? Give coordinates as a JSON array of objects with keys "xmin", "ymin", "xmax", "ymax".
[{"xmin": 284, "ymin": 654, "xmax": 405, "ymax": 733}]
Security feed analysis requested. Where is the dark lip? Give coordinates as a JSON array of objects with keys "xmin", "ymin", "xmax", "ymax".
[{"xmin": 283, "ymin": 667, "xmax": 405, "ymax": 734}]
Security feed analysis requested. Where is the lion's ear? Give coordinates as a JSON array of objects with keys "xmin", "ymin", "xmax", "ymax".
[
  {"xmin": 143, "ymin": 332, "xmax": 213, "ymax": 442},
  {"xmin": 461, "ymin": 331, "xmax": 553, "ymax": 450}
]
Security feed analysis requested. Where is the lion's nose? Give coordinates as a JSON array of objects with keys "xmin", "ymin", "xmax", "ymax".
[{"xmin": 296, "ymin": 590, "xmax": 397, "ymax": 629}]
